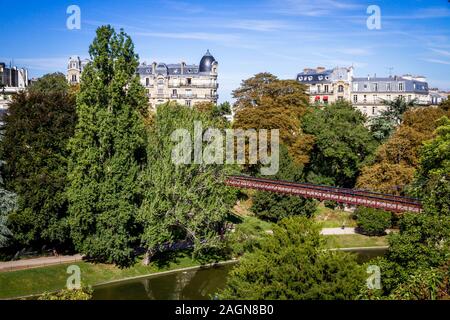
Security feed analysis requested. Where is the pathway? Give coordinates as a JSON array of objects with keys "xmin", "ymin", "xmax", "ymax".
[{"xmin": 0, "ymin": 254, "xmax": 83, "ymax": 272}]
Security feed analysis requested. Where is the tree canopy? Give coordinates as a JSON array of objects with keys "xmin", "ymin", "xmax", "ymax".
[
  {"xmin": 138, "ymin": 102, "xmax": 237, "ymax": 264},
  {"xmin": 370, "ymin": 96, "xmax": 418, "ymax": 141},
  {"xmin": 357, "ymin": 107, "xmax": 450, "ymax": 195},
  {"xmin": 412, "ymin": 116, "xmax": 450, "ymax": 216},
  {"xmin": 301, "ymin": 101, "xmax": 377, "ymax": 188},
  {"xmin": 251, "ymin": 145, "xmax": 316, "ymax": 222},
  {"xmin": 67, "ymin": 26, "xmax": 148, "ymax": 266},
  {"xmin": 0, "ymin": 73, "xmax": 76, "ymax": 247},
  {"xmin": 232, "ymin": 73, "xmax": 314, "ymax": 166},
  {"xmin": 219, "ymin": 216, "xmax": 365, "ymax": 299}
]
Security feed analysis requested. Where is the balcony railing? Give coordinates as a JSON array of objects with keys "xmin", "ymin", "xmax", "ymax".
[{"xmin": 168, "ymin": 83, "xmax": 219, "ymax": 89}]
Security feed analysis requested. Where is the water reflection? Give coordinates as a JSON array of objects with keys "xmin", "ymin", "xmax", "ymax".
[
  {"xmin": 93, "ymin": 264, "xmax": 234, "ymax": 300},
  {"xmin": 93, "ymin": 248, "xmax": 388, "ymax": 300}
]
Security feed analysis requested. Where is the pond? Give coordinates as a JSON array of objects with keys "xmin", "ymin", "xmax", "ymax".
[{"xmin": 92, "ymin": 247, "xmax": 387, "ymax": 300}]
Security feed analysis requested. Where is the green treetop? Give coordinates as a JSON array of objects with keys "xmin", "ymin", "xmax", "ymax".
[{"xmin": 67, "ymin": 25, "xmax": 148, "ymax": 266}]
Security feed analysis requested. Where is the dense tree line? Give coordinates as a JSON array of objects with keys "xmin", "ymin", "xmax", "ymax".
[
  {"xmin": 1, "ymin": 73, "xmax": 76, "ymax": 248},
  {"xmin": 357, "ymin": 106, "xmax": 450, "ymax": 195}
]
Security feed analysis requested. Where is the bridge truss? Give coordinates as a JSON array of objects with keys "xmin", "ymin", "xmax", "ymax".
[{"xmin": 225, "ymin": 175, "xmax": 422, "ymax": 213}]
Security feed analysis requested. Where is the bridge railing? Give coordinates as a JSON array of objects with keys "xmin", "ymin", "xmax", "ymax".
[{"xmin": 225, "ymin": 176, "xmax": 422, "ymax": 213}]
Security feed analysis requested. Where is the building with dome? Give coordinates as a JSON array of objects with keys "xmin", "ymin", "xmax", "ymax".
[{"xmin": 137, "ymin": 50, "xmax": 218, "ymax": 109}]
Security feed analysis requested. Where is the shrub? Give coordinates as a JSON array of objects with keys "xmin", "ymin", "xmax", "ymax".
[
  {"xmin": 38, "ymin": 287, "xmax": 93, "ymax": 300},
  {"xmin": 355, "ymin": 207, "xmax": 392, "ymax": 235}
]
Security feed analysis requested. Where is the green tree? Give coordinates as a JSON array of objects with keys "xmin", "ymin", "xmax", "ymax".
[
  {"xmin": 138, "ymin": 103, "xmax": 237, "ymax": 264},
  {"xmin": 28, "ymin": 72, "xmax": 69, "ymax": 95},
  {"xmin": 355, "ymin": 206, "xmax": 391, "ymax": 236},
  {"xmin": 219, "ymin": 216, "xmax": 365, "ymax": 299},
  {"xmin": 0, "ymin": 73, "xmax": 76, "ymax": 247},
  {"xmin": 302, "ymin": 101, "xmax": 377, "ymax": 188},
  {"xmin": 251, "ymin": 145, "xmax": 316, "ymax": 222},
  {"xmin": 412, "ymin": 116, "xmax": 450, "ymax": 216},
  {"xmin": 0, "ymin": 177, "xmax": 16, "ymax": 247},
  {"xmin": 232, "ymin": 73, "xmax": 314, "ymax": 166},
  {"xmin": 357, "ymin": 107, "xmax": 450, "ymax": 195},
  {"xmin": 373, "ymin": 213, "xmax": 450, "ymax": 294},
  {"xmin": 370, "ymin": 97, "xmax": 418, "ymax": 141},
  {"xmin": 67, "ymin": 26, "xmax": 147, "ymax": 266}
]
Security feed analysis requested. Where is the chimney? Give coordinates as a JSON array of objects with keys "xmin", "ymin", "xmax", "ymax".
[
  {"xmin": 152, "ymin": 62, "xmax": 157, "ymax": 74},
  {"xmin": 181, "ymin": 61, "xmax": 185, "ymax": 74}
]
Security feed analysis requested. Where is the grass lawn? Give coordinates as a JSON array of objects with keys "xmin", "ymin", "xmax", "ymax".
[
  {"xmin": 0, "ymin": 250, "xmax": 224, "ymax": 299},
  {"xmin": 324, "ymin": 234, "xmax": 389, "ymax": 249},
  {"xmin": 314, "ymin": 204, "xmax": 357, "ymax": 228}
]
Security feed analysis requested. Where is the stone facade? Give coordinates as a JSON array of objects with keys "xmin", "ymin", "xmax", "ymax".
[
  {"xmin": 296, "ymin": 66, "xmax": 354, "ymax": 104},
  {"xmin": 297, "ymin": 66, "xmax": 435, "ymax": 118},
  {"xmin": 137, "ymin": 50, "xmax": 218, "ymax": 109},
  {"xmin": 0, "ymin": 62, "xmax": 29, "ymax": 124},
  {"xmin": 351, "ymin": 75, "xmax": 429, "ymax": 117},
  {"xmin": 66, "ymin": 50, "xmax": 219, "ymax": 110},
  {"xmin": 66, "ymin": 56, "xmax": 89, "ymax": 84}
]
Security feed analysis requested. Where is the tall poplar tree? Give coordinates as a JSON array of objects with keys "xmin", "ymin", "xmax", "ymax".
[{"xmin": 67, "ymin": 26, "xmax": 147, "ymax": 266}]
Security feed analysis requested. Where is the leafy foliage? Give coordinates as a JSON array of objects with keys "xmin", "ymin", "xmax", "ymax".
[
  {"xmin": 357, "ymin": 107, "xmax": 450, "ymax": 195},
  {"xmin": 138, "ymin": 103, "xmax": 237, "ymax": 263},
  {"xmin": 232, "ymin": 73, "xmax": 314, "ymax": 166},
  {"xmin": 387, "ymin": 264, "xmax": 450, "ymax": 300},
  {"xmin": 412, "ymin": 116, "xmax": 450, "ymax": 216},
  {"xmin": 38, "ymin": 287, "xmax": 93, "ymax": 300},
  {"xmin": 67, "ymin": 26, "xmax": 148, "ymax": 266},
  {"xmin": 225, "ymin": 217, "xmax": 271, "ymax": 257},
  {"xmin": 302, "ymin": 101, "xmax": 377, "ymax": 188},
  {"xmin": 355, "ymin": 207, "xmax": 391, "ymax": 236},
  {"xmin": 251, "ymin": 145, "xmax": 316, "ymax": 222},
  {"xmin": 219, "ymin": 216, "xmax": 366, "ymax": 299},
  {"xmin": 369, "ymin": 96, "xmax": 418, "ymax": 141},
  {"xmin": 0, "ymin": 73, "xmax": 76, "ymax": 247}
]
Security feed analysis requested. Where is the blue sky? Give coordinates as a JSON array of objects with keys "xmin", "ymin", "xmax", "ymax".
[{"xmin": 1, "ymin": 0, "xmax": 450, "ymax": 102}]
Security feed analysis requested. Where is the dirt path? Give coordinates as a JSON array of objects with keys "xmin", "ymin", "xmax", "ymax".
[{"xmin": 0, "ymin": 254, "xmax": 83, "ymax": 272}]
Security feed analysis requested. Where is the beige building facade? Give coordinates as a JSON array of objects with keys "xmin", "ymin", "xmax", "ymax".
[
  {"xmin": 66, "ymin": 51, "xmax": 219, "ymax": 109},
  {"xmin": 137, "ymin": 50, "xmax": 218, "ymax": 109},
  {"xmin": 297, "ymin": 66, "xmax": 433, "ymax": 118}
]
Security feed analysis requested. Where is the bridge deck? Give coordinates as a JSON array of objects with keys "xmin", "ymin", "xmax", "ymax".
[{"xmin": 225, "ymin": 176, "xmax": 422, "ymax": 213}]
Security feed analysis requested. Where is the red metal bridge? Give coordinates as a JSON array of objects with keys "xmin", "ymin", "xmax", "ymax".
[{"xmin": 225, "ymin": 175, "xmax": 422, "ymax": 213}]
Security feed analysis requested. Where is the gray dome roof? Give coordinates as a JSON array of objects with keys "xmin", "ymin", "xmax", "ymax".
[{"xmin": 199, "ymin": 50, "xmax": 216, "ymax": 72}]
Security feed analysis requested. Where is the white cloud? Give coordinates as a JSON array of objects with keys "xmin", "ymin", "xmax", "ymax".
[
  {"xmin": 273, "ymin": 0, "xmax": 363, "ymax": 16},
  {"xmin": 423, "ymin": 58, "xmax": 450, "ymax": 66}
]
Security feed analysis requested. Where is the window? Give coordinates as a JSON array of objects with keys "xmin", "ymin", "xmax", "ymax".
[
  {"xmin": 317, "ymin": 85, "xmax": 321, "ymax": 93},
  {"xmin": 172, "ymin": 89, "xmax": 177, "ymax": 97},
  {"xmin": 373, "ymin": 94, "xmax": 377, "ymax": 103},
  {"xmin": 186, "ymin": 89, "xmax": 192, "ymax": 97},
  {"xmin": 353, "ymin": 83, "xmax": 358, "ymax": 91},
  {"xmin": 185, "ymin": 100, "xmax": 191, "ymax": 107},
  {"xmin": 146, "ymin": 78, "xmax": 150, "ymax": 86},
  {"xmin": 372, "ymin": 106, "xmax": 376, "ymax": 115},
  {"xmin": 387, "ymin": 83, "xmax": 391, "ymax": 91},
  {"xmin": 399, "ymin": 82, "xmax": 404, "ymax": 91},
  {"xmin": 157, "ymin": 79, "xmax": 164, "ymax": 85},
  {"xmin": 364, "ymin": 84, "xmax": 368, "ymax": 89},
  {"xmin": 187, "ymin": 78, "xmax": 192, "ymax": 85},
  {"xmin": 71, "ymin": 74, "xmax": 77, "ymax": 82},
  {"xmin": 338, "ymin": 85, "xmax": 344, "ymax": 93},
  {"xmin": 373, "ymin": 83, "xmax": 378, "ymax": 91},
  {"xmin": 353, "ymin": 95, "xmax": 358, "ymax": 103},
  {"xmin": 324, "ymin": 85, "xmax": 329, "ymax": 93},
  {"xmin": 363, "ymin": 95, "xmax": 367, "ymax": 103}
]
